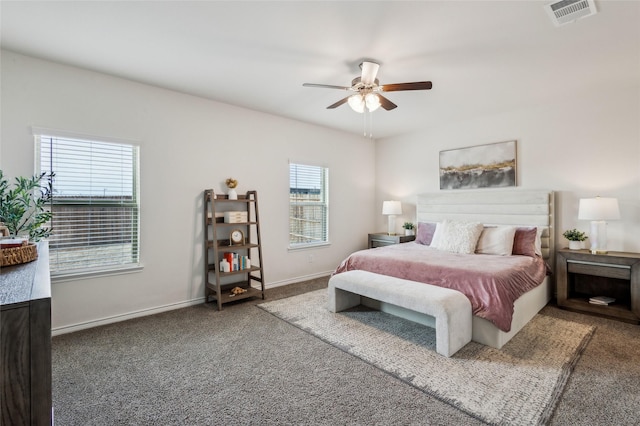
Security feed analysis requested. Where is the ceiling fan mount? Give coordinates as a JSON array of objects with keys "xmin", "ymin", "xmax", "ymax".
[
  {"xmin": 350, "ymin": 76, "xmax": 379, "ymax": 90},
  {"xmin": 303, "ymin": 61, "xmax": 432, "ymax": 113}
]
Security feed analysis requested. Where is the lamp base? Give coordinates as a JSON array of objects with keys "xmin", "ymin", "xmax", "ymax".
[
  {"xmin": 387, "ymin": 215, "xmax": 397, "ymax": 236},
  {"xmin": 589, "ymin": 220, "xmax": 609, "ymax": 255}
]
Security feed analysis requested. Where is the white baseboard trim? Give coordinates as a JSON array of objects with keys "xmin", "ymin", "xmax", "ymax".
[
  {"xmin": 52, "ymin": 271, "xmax": 332, "ymax": 336},
  {"xmin": 52, "ymin": 298, "xmax": 205, "ymax": 336},
  {"xmin": 264, "ymin": 270, "xmax": 332, "ymax": 289}
]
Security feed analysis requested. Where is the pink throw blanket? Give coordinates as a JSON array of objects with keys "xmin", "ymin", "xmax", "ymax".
[{"xmin": 333, "ymin": 243, "xmax": 548, "ymax": 332}]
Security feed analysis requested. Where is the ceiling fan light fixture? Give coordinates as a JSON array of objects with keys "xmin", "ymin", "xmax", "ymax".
[
  {"xmin": 365, "ymin": 93, "xmax": 381, "ymax": 112},
  {"xmin": 348, "ymin": 94, "xmax": 365, "ymax": 113},
  {"xmin": 303, "ymin": 60, "xmax": 432, "ymax": 114}
]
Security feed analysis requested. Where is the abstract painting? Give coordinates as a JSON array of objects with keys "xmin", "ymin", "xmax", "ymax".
[{"xmin": 439, "ymin": 140, "xmax": 516, "ymax": 190}]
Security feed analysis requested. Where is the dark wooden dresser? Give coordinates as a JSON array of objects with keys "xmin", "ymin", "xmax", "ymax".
[{"xmin": 1, "ymin": 242, "xmax": 52, "ymax": 425}]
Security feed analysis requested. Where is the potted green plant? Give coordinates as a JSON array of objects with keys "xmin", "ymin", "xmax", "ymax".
[
  {"xmin": 0, "ymin": 170, "xmax": 54, "ymax": 243},
  {"xmin": 562, "ymin": 228, "xmax": 587, "ymax": 250},
  {"xmin": 402, "ymin": 222, "xmax": 415, "ymax": 236}
]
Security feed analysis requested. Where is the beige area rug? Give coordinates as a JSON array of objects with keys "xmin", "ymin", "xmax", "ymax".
[{"xmin": 259, "ymin": 289, "xmax": 594, "ymax": 426}]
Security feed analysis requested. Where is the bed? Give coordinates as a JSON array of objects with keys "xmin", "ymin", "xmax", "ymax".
[{"xmin": 334, "ymin": 189, "xmax": 555, "ymax": 349}]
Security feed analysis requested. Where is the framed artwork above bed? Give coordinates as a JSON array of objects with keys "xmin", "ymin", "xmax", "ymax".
[{"xmin": 439, "ymin": 140, "xmax": 516, "ymax": 190}]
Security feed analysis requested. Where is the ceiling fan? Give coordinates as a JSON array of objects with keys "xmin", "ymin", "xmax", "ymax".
[{"xmin": 303, "ymin": 61, "xmax": 432, "ymax": 113}]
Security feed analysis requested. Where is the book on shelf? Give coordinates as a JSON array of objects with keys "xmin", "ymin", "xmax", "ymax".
[
  {"xmin": 222, "ymin": 252, "xmax": 250, "ymax": 272},
  {"xmin": 589, "ymin": 296, "xmax": 616, "ymax": 305}
]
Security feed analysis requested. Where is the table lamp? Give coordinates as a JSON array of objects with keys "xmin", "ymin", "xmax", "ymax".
[
  {"xmin": 578, "ymin": 196, "xmax": 620, "ymax": 254},
  {"xmin": 382, "ymin": 201, "xmax": 402, "ymax": 235}
]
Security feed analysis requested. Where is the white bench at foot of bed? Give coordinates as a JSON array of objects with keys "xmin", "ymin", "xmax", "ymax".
[{"xmin": 328, "ymin": 270, "xmax": 472, "ymax": 357}]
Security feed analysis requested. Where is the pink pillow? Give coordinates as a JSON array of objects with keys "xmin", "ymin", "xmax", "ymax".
[
  {"xmin": 512, "ymin": 227, "xmax": 537, "ymax": 257},
  {"xmin": 416, "ymin": 222, "xmax": 437, "ymax": 245}
]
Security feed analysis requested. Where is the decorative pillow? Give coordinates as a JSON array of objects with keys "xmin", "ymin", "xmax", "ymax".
[
  {"xmin": 415, "ymin": 222, "xmax": 438, "ymax": 245},
  {"xmin": 431, "ymin": 220, "xmax": 484, "ymax": 254},
  {"xmin": 475, "ymin": 226, "xmax": 517, "ymax": 256},
  {"xmin": 512, "ymin": 227, "xmax": 537, "ymax": 257}
]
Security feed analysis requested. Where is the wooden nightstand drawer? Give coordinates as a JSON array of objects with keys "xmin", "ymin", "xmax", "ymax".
[
  {"xmin": 368, "ymin": 233, "xmax": 415, "ymax": 249},
  {"xmin": 567, "ymin": 261, "xmax": 631, "ymax": 280},
  {"xmin": 370, "ymin": 239, "xmax": 395, "ymax": 248}
]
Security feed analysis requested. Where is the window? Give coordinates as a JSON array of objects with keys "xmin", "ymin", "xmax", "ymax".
[
  {"xmin": 289, "ymin": 163, "xmax": 329, "ymax": 248},
  {"xmin": 35, "ymin": 130, "xmax": 140, "ymax": 276}
]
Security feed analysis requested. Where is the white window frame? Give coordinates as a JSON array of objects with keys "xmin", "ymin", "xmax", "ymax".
[
  {"xmin": 288, "ymin": 162, "xmax": 329, "ymax": 249},
  {"xmin": 34, "ymin": 127, "xmax": 142, "ymax": 280}
]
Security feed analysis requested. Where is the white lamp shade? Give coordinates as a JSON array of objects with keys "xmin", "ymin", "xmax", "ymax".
[
  {"xmin": 347, "ymin": 94, "xmax": 365, "ymax": 113},
  {"xmin": 365, "ymin": 93, "xmax": 381, "ymax": 112},
  {"xmin": 578, "ymin": 197, "xmax": 620, "ymax": 221},
  {"xmin": 382, "ymin": 200, "xmax": 402, "ymax": 215}
]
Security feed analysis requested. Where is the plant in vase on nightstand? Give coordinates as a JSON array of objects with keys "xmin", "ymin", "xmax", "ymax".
[
  {"xmin": 403, "ymin": 222, "xmax": 415, "ymax": 236},
  {"xmin": 563, "ymin": 228, "xmax": 587, "ymax": 250}
]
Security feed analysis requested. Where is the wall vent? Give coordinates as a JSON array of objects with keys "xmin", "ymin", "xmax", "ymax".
[{"xmin": 545, "ymin": 0, "xmax": 597, "ymax": 27}]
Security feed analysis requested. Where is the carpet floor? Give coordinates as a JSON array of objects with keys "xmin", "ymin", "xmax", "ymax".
[
  {"xmin": 51, "ymin": 277, "xmax": 640, "ymax": 425},
  {"xmin": 258, "ymin": 289, "xmax": 594, "ymax": 425}
]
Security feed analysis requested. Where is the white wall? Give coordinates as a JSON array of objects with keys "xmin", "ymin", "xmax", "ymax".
[
  {"xmin": 4, "ymin": 46, "xmax": 638, "ymax": 333},
  {"xmin": 375, "ymin": 85, "xmax": 640, "ymax": 252},
  {"xmin": 0, "ymin": 50, "xmax": 376, "ymax": 332}
]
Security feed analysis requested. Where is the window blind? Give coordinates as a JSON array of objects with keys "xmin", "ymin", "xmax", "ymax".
[
  {"xmin": 289, "ymin": 163, "xmax": 329, "ymax": 247},
  {"xmin": 36, "ymin": 133, "xmax": 140, "ymax": 274}
]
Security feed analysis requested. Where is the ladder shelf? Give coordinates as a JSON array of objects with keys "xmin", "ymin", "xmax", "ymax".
[{"xmin": 203, "ymin": 189, "xmax": 265, "ymax": 310}]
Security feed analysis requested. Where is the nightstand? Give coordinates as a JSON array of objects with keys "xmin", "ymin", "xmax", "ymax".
[
  {"xmin": 556, "ymin": 249, "xmax": 640, "ymax": 324},
  {"xmin": 368, "ymin": 232, "xmax": 415, "ymax": 249}
]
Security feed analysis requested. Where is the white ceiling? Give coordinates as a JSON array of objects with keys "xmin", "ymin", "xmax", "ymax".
[{"xmin": 2, "ymin": 1, "xmax": 639, "ymax": 139}]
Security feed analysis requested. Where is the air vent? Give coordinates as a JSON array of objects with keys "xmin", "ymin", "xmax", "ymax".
[{"xmin": 545, "ymin": 0, "xmax": 597, "ymax": 27}]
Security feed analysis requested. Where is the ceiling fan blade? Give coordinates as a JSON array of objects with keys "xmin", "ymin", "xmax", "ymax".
[
  {"xmin": 377, "ymin": 95, "xmax": 398, "ymax": 111},
  {"xmin": 303, "ymin": 83, "xmax": 351, "ymax": 90},
  {"xmin": 360, "ymin": 61, "xmax": 380, "ymax": 85},
  {"xmin": 381, "ymin": 81, "xmax": 433, "ymax": 92},
  {"xmin": 327, "ymin": 97, "xmax": 350, "ymax": 109}
]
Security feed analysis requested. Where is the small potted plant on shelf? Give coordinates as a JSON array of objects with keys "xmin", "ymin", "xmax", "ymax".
[
  {"xmin": 402, "ymin": 222, "xmax": 415, "ymax": 236},
  {"xmin": 225, "ymin": 178, "xmax": 238, "ymax": 200},
  {"xmin": 563, "ymin": 228, "xmax": 587, "ymax": 250}
]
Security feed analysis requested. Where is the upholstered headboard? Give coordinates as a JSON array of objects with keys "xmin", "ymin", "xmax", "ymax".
[{"xmin": 416, "ymin": 189, "xmax": 555, "ymax": 271}]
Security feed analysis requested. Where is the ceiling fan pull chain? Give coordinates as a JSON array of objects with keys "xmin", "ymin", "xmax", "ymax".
[
  {"xmin": 369, "ymin": 110, "xmax": 374, "ymax": 139},
  {"xmin": 362, "ymin": 109, "xmax": 374, "ymax": 139},
  {"xmin": 363, "ymin": 110, "xmax": 367, "ymax": 137},
  {"xmin": 370, "ymin": 117, "xmax": 374, "ymax": 139}
]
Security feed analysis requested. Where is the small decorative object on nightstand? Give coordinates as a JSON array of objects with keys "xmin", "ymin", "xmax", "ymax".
[
  {"xmin": 402, "ymin": 222, "xmax": 415, "ymax": 236},
  {"xmin": 562, "ymin": 228, "xmax": 587, "ymax": 250},
  {"xmin": 368, "ymin": 232, "xmax": 415, "ymax": 249},
  {"xmin": 556, "ymin": 248, "xmax": 639, "ymax": 324}
]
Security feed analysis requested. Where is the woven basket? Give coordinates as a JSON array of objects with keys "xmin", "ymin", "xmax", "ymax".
[{"xmin": 0, "ymin": 243, "xmax": 38, "ymax": 267}]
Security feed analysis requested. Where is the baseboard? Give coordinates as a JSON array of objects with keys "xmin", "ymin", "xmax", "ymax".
[
  {"xmin": 52, "ymin": 271, "xmax": 333, "ymax": 336},
  {"xmin": 52, "ymin": 298, "xmax": 205, "ymax": 336},
  {"xmin": 265, "ymin": 270, "xmax": 333, "ymax": 289}
]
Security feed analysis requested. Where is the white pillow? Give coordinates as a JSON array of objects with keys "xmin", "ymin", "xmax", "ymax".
[
  {"xmin": 429, "ymin": 222, "xmax": 443, "ymax": 247},
  {"xmin": 431, "ymin": 220, "xmax": 484, "ymax": 254},
  {"xmin": 535, "ymin": 227, "xmax": 543, "ymax": 257},
  {"xmin": 475, "ymin": 226, "xmax": 517, "ymax": 256}
]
